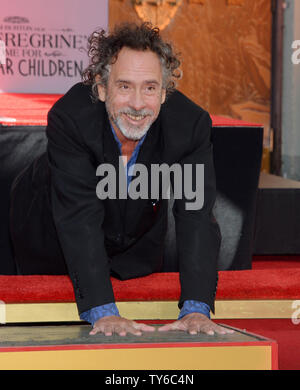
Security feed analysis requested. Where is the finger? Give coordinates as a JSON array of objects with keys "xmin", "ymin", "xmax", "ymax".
[
  {"xmin": 89, "ymin": 326, "xmax": 104, "ymax": 336},
  {"xmin": 127, "ymin": 327, "xmax": 142, "ymax": 336},
  {"xmin": 103, "ymin": 325, "xmax": 113, "ymax": 336},
  {"xmin": 197, "ymin": 324, "xmax": 215, "ymax": 335},
  {"xmin": 213, "ymin": 326, "xmax": 228, "ymax": 335},
  {"xmin": 114, "ymin": 326, "xmax": 127, "ymax": 337},
  {"xmin": 117, "ymin": 322, "xmax": 142, "ymax": 336},
  {"xmin": 184, "ymin": 318, "xmax": 220, "ymax": 336},
  {"xmin": 200, "ymin": 324, "xmax": 233, "ymax": 336},
  {"xmin": 158, "ymin": 321, "xmax": 185, "ymax": 332},
  {"xmin": 206, "ymin": 322, "xmax": 235, "ymax": 335},
  {"xmin": 188, "ymin": 327, "xmax": 198, "ymax": 335},
  {"xmin": 206, "ymin": 329, "xmax": 215, "ymax": 335},
  {"xmin": 214, "ymin": 325, "xmax": 235, "ymax": 334},
  {"xmin": 157, "ymin": 323, "xmax": 176, "ymax": 332},
  {"xmin": 90, "ymin": 323, "xmax": 114, "ymax": 336},
  {"xmin": 133, "ymin": 322, "xmax": 155, "ymax": 332}
]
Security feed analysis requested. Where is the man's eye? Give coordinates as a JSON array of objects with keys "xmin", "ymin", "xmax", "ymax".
[
  {"xmin": 146, "ymin": 86, "xmax": 156, "ymax": 93},
  {"xmin": 119, "ymin": 84, "xmax": 129, "ymax": 90}
]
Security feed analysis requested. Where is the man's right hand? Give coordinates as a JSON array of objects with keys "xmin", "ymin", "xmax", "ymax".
[{"xmin": 89, "ymin": 315, "xmax": 155, "ymax": 337}]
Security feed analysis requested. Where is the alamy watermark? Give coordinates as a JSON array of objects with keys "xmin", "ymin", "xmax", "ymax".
[
  {"xmin": 291, "ymin": 40, "xmax": 300, "ymax": 65},
  {"xmin": 0, "ymin": 300, "xmax": 6, "ymax": 324},
  {"xmin": 96, "ymin": 157, "xmax": 204, "ymax": 211},
  {"xmin": 0, "ymin": 40, "xmax": 6, "ymax": 65}
]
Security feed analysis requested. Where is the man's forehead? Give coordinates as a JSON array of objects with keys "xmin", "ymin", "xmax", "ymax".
[{"xmin": 110, "ymin": 47, "xmax": 163, "ymax": 79}]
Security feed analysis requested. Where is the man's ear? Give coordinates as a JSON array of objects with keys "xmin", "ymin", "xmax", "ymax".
[
  {"xmin": 161, "ymin": 88, "xmax": 166, "ymax": 104},
  {"xmin": 95, "ymin": 75, "xmax": 106, "ymax": 102}
]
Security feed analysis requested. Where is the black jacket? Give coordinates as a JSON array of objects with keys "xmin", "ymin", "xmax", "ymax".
[{"xmin": 45, "ymin": 82, "xmax": 221, "ymax": 315}]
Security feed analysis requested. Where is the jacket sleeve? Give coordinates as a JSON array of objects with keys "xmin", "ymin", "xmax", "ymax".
[
  {"xmin": 173, "ymin": 111, "xmax": 221, "ymax": 314},
  {"xmin": 46, "ymin": 106, "xmax": 115, "ymax": 315}
]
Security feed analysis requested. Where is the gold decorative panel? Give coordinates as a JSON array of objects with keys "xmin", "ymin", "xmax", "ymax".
[
  {"xmin": 109, "ymin": 0, "xmax": 272, "ymax": 171},
  {"xmin": 227, "ymin": 0, "xmax": 245, "ymax": 5},
  {"xmin": 132, "ymin": 0, "xmax": 183, "ymax": 30},
  {"xmin": 188, "ymin": 0, "xmax": 205, "ymax": 4}
]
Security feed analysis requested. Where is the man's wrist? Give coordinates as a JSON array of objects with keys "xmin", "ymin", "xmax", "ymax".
[
  {"xmin": 80, "ymin": 303, "xmax": 120, "ymax": 325},
  {"xmin": 178, "ymin": 300, "xmax": 211, "ymax": 320}
]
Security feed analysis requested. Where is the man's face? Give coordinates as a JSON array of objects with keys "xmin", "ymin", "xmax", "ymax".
[{"xmin": 97, "ymin": 47, "xmax": 166, "ymax": 141}]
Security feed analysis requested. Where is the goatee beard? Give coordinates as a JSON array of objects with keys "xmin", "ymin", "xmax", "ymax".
[
  {"xmin": 107, "ymin": 105, "xmax": 154, "ymax": 141},
  {"xmin": 111, "ymin": 115, "xmax": 152, "ymax": 141}
]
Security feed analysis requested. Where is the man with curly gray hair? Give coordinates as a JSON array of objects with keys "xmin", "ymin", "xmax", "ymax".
[{"xmin": 10, "ymin": 22, "xmax": 233, "ymax": 338}]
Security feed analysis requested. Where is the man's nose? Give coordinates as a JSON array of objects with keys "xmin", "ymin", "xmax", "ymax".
[{"xmin": 129, "ymin": 89, "xmax": 146, "ymax": 111}]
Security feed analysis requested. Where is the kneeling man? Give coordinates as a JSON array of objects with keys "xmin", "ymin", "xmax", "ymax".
[{"xmin": 10, "ymin": 22, "xmax": 233, "ymax": 337}]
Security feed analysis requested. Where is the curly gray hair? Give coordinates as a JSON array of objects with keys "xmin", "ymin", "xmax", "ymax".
[{"xmin": 82, "ymin": 22, "xmax": 181, "ymax": 101}]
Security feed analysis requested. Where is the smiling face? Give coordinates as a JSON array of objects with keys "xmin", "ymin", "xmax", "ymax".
[{"xmin": 97, "ymin": 47, "xmax": 166, "ymax": 141}]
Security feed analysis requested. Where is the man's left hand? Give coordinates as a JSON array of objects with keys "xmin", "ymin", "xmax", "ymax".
[{"xmin": 158, "ymin": 313, "xmax": 235, "ymax": 335}]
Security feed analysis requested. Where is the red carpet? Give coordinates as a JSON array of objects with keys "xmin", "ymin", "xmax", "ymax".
[
  {"xmin": 0, "ymin": 93, "xmax": 62, "ymax": 126},
  {"xmin": 0, "ymin": 92, "xmax": 263, "ymax": 128},
  {"xmin": 1, "ymin": 258, "xmax": 299, "ymax": 303},
  {"xmin": 251, "ymin": 255, "xmax": 300, "ymax": 269}
]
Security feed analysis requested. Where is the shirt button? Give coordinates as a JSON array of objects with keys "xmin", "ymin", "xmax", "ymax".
[{"xmin": 115, "ymin": 234, "xmax": 122, "ymax": 244}]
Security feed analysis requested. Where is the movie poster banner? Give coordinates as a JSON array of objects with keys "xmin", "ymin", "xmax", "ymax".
[{"xmin": 0, "ymin": 0, "xmax": 108, "ymax": 93}]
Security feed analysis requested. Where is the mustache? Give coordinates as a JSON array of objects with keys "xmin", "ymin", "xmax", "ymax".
[{"xmin": 119, "ymin": 107, "xmax": 154, "ymax": 116}]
